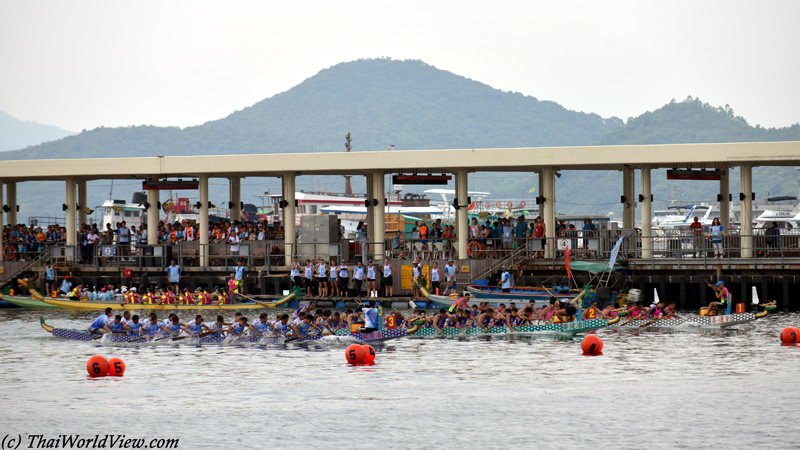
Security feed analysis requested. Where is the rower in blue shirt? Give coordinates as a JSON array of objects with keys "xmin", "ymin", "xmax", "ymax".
[
  {"xmin": 89, "ymin": 307, "xmax": 113, "ymax": 334},
  {"xmin": 227, "ymin": 317, "xmax": 248, "ymax": 337},
  {"xmin": 185, "ymin": 315, "xmax": 210, "ymax": 336},
  {"xmin": 160, "ymin": 316, "xmax": 184, "ymax": 336},
  {"xmin": 208, "ymin": 315, "xmax": 226, "ymax": 336},
  {"xmin": 126, "ymin": 315, "xmax": 142, "ymax": 335},
  {"xmin": 104, "ymin": 315, "xmax": 127, "ymax": 334},
  {"xmin": 250, "ymin": 313, "xmax": 270, "ymax": 336}
]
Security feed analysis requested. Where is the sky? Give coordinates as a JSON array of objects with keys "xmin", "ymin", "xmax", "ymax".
[{"xmin": 1, "ymin": 0, "xmax": 799, "ymax": 132}]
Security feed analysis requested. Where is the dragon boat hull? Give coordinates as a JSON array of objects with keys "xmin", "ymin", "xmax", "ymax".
[
  {"xmin": 615, "ymin": 311, "xmax": 767, "ymax": 328},
  {"xmin": 410, "ymin": 318, "xmax": 614, "ymax": 337},
  {"xmin": 423, "ymin": 286, "xmax": 586, "ymax": 309},
  {"xmin": 41, "ymin": 317, "xmax": 417, "ymax": 344},
  {"xmin": 0, "ymin": 295, "xmax": 61, "ymax": 309}
]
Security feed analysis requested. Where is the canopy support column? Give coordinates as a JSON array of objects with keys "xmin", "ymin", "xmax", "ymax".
[
  {"xmin": 229, "ymin": 177, "xmax": 241, "ymax": 221},
  {"xmin": 741, "ymin": 164, "xmax": 753, "ymax": 258},
  {"xmin": 456, "ymin": 170, "xmax": 469, "ymax": 260},
  {"xmin": 641, "ymin": 167, "xmax": 652, "ymax": 258},
  {"xmin": 77, "ymin": 180, "xmax": 87, "ymax": 226},
  {"xmin": 0, "ymin": 180, "xmax": 4, "ymax": 262},
  {"xmin": 65, "ymin": 178, "xmax": 77, "ymax": 246},
  {"xmin": 372, "ymin": 171, "xmax": 385, "ymax": 261},
  {"xmin": 719, "ymin": 167, "xmax": 730, "ymax": 231},
  {"xmin": 146, "ymin": 181, "xmax": 159, "ymax": 245},
  {"xmin": 6, "ymin": 182, "xmax": 17, "ymax": 226},
  {"xmin": 623, "ymin": 167, "xmax": 635, "ymax": 229},
  {"xmin": 199, "ymin": 175, "xmax": 209, "ymax": 267},
  {"xmin": 282, "ymin": 174, "xmax": 296, "ymax": 266},
  {"xmin": 542, "ymin": 168, "xmax": 556, "ymax": 259}
]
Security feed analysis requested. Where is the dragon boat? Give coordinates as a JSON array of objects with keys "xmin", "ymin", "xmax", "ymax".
[
  {"xmin": 464, "ymin": 285, "xmax": 579, "ymax": 304},
  {"xmin": 0, "ymin": 294, "xmax": 61, "ymax": 309},
  {"xmin": 40, "ymin": 317, "xmax": 420, "ymax": 344},
  {"xmin": 31, "ymin": 285, "xmax": 300, "ymax": 311},
  {"xmin": 614, "ymin": 311, "xmax": 768, "ymax": 328},
  {"xmin": 410, "ymin": 317, "xmax": 617, "ymax": 337}
]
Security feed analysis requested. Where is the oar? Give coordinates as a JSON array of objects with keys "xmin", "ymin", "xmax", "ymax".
[
  {"xmin": 91, "ymin": 331, "xmax": 128, "ymax": 340},
  {"xmin": 639, "ymin": 317, "xmax": 661, "ymax": 328},
  {"xmin": 236, "ymin": 292, "xmax": 277, "ymax": 308},
  {"xmin": 171, "ymin": 328, "xmax": 220, "ymax": 341},
  {"xmin": 154, "ymin": 332, "xmax": 179, "ymax": 341}
]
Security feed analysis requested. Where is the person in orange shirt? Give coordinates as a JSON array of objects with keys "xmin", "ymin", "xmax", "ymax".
[{"xmin": 689, "ymin": 216, "xmax": 703, "ymax": 258}]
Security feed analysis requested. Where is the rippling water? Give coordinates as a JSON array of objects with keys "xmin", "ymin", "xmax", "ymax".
[{"xmin": 1, "ymin": 307, "xmax": 799, "ymax": 449}]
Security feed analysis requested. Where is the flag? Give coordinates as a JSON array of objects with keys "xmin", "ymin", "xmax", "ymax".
[
  {"xmin": 608, "ymin": 237, "xmax": 623, "ymax": 271},
  {"xmin": 468, "ymin": 201, "xmax": 475, "ymax": 211},
  {"xmin": 529, "ymin": 187, "xmax": 536, "ymax": 193},
  {"xmin": 565, "ymin": 245, "xmax": 572, "ymax": 279}
]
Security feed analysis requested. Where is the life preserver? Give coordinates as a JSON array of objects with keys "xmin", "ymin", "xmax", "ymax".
[
  {"xmin": 3, "ymin": 244, "xmax": 17, "ymax": 260},
  {"xmin": 484, "ymin": 201, "xmax": 490, "ymax": 209},
  {"xmin": 467, "ymin": 241, "xmax": 482, "ymax": 258},
  {"xmin": 495, "ymin": 202, "xmax": 501, "ymax": 208},
  {"xmin": 520, "ymin": 201, "xmax": 526, "ymax": 208},
  {"xmin": 507, "ymin": 201, "xmax": 513, "ymax": 209}
]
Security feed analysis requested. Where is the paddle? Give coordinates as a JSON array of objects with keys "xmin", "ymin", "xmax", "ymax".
[
  {"xmin": 236, "ymin": 292, "xmax": 279, "ymax": 308},
  {"xmin": 638, "ymin": 317, "xmax": 661, "ymax": 328},
  {"xmin": 171, "ymin": 328, "xmax": 220, "ymax": 341}
]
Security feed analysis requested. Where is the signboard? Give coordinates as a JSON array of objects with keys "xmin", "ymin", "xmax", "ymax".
[
  {"xmin": 400, "ymin": 264, "xmax": 430, "ymax": 289},
  {"xmin": 143, "ymin": 180, "xmax": 199, "ymax": 190},
  {"xmin": 392, "ymin": 175, "xmax": 451, "ymax": 185},
  {"xmin": 666, "ymin": 170, "xmax": 724, "ymax": 181}
]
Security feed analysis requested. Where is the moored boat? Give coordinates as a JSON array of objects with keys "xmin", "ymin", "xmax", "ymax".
[
  {"xmin": 0, "ymin": 294, "xmax": 61, "ymax": 309},
  {"xmin": 465, "ymin": 284, "xmax": 579, "ymax": 303},
  {"xmin": 423, "ymin": 286, "xmax": 588, "ymax": 309}
]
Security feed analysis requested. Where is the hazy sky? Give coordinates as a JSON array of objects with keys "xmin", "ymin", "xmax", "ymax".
[{"xmin": 1, "ymin": 0, "xmax": 798, "ymax": 132}]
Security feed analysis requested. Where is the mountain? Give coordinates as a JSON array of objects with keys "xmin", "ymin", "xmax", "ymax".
[
  {"xmin": 597, "ymin": 96, "xmax": 800, "ymax": 145},
  {"xmin": 0, "ymin": 58, "xmax": 621, "ymax": 221},
  {"xmin": 0, "ymin": 110, "xmax": 76, "ymax": 152},
  {"xmin": 2, "ymin": 63, "xmax": 799, "ymax": 223},
  {"xmin": 0, "ymin": 58, "xmax": 620, "ymax": 161}
]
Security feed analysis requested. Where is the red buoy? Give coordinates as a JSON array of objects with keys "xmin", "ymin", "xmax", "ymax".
[
  {"xmin": 780, "ymin": 327, "xmax": 799, "ymax": 344},
  {"xmin": 87, "ymin": 355, "xmax": 109, "ymax": 377},
  {"xmin": 345, "ymin": 344, "xmax": 366, "ymax": 364},
  {"xmin": 362, "ymin": 345, "xmax": 376, "ymax": 363},
  {"xmin": 581, "ymin": 335, "xmax": 603, "ymax": 355},
  {"xmin": 107, "ymin": 357, "xmax": 126, "ymax": 376}
]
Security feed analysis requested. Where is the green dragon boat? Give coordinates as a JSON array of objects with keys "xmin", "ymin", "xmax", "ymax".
[{"xmin": 0, "ymin": 293, "xmax": 61, "ymax": 309}]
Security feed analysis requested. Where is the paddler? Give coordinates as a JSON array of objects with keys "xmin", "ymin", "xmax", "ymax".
[
  {"xmin": 432, "ymin": 308, "xmax": 453, "ymax": 334},
  {"xmin": 291, "ymin": 314, "xmax": 322, "ymax": 337},
  {"xmin": 208, "ymin": 315, "xmax": 227, "ymax": 336},
  {"xmin": 160, "ymin": 315, "xmax": 184, "ymax": 337},
  {"xmin": 293, "ymin": 301, "xmax": 316, "ymax": 319},
  {"xmin": 103, "ymin": 315, "xmax": 127, "ymax": 335},
  {"xmin": 315, "ymin": 310, "xmax": 334, "ymax": 335},
  {"xmin": 705, "ymin": 280, "xmax": 729, "ymax": 315},
  {"xmin": 227, "ymin": 317, "xmax": 249, "ymax": 337},
  {"xmin": 68, "ymin": 284, "xmax": 84, "ymax": 300},
  {"xmin": 449, "ymin": 292, "xmax": 472, "ymax": 314},
  {"xmin": 250, "ymin": 313, "xmax": 271, "ymax": 337},
  {"xmin": 142, "ymin": 313, "xmax": 161, "ymax": 337},
  {"xmin": 184, "ymin": 315, "xmax": 210, "ymax": 337},
  {"xmin": 553, "ymin": 302, "xmax": 577, "ymax": 323},
  {"xmin": 225, "ymin": 312, "xmax": 243, "ymax": 327},
  {"xmin": 582, "ymin": 300, "xmax": 602, "ymax": 320},
  {"xmin": 271, "ymin": 314, "xmax": 291, "ymax": 335},
  {"xmin": 475, "ymin": 307, "xmax": 495, "ymax": 333},
  {"xmin": 662, "ymin": 301, "xmax": 681, "ymax": 319},
  {"xmin": 127, "ymin": 315, "xmax": 142, "ymax": 335},
  {"xmin": 89, "ymin": 307, "xmax": 113, "ymax": 334},
  {"xmin": 538, "ymin": 298, "xmax": 557, "ymax": 322}
]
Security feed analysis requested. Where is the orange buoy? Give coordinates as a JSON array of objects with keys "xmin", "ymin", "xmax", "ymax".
[
  {"xmin": 362, "ymin": 345, "xmax": 376, "ymax": 363},
  {"xmin": 87, "ymin": 355, "xmax": 109, "ymax": 377},
  {"xmin": 581, "ymin": 335, "xmax": 603, "ymax": 355},
  {"xmin": 345, "ymin": 344, "xmax": 366, "ymax": 364},
  {"xmin": 780, "ymin": 327, "xmax": 799, "ymax": 344},
  {"xmin": 107, "ymin": 357, "xmax": 126, "ymax": 376}
]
